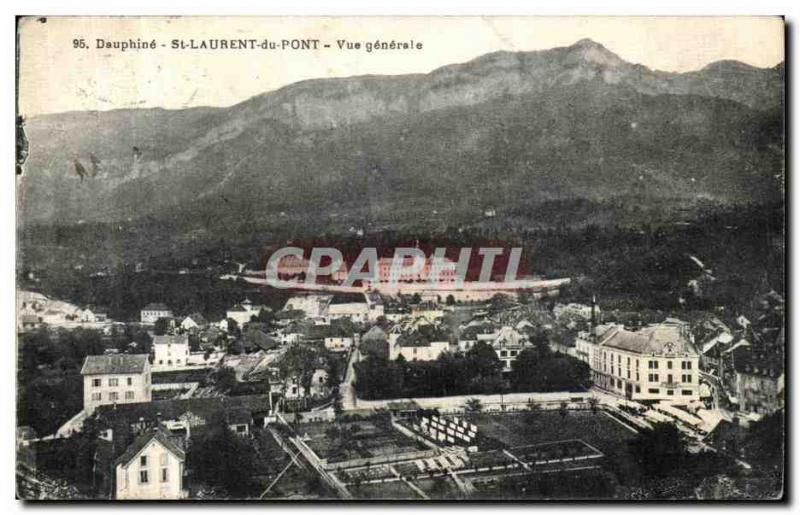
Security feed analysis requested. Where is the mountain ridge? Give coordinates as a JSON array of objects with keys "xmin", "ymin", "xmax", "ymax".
[{"xmin": 18, "ymin": 38, "xmax": 784, "ymax": 231}]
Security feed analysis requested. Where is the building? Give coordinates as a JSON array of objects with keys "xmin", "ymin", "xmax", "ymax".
[
  {"xmin": 114, "ymin": 427, "xmax": 187, "ymax": 500},
  {"xmin": 732, "ymin": 347, "xmax": 784, "ymax": 415},
  {"xmin": 328, "ymin": 300, "xmax": 370, "ymax": 324},
  {"xmin": 180, "ymin": 313, "xmax": 208, "ymax": 331},
  {"xmin": 389, "ymin": 326, "xmax": 450, "ymax": 361},
  {"xmin": 140, "ymin": 303, "xmax": 173, "ymax": 324},
  {"xmin": 576, "ymin": 320, "xmax": 700, "ymax": 404},
  {"xmin": 81, "ymin": 355, "xmax": 152, "ymax": 413},
  {"xmin": 459, "ymin": 325, "xmax": 529, "ymax": 371},
  {"xmin": 18, "ymin": 314, "xmax": 41, "ymax": 332},
  {"xmin": 226, "ymin": 299, "xmax": 264, "ymax": 327},
  {"xmin": 282, "ymin": 294, "xmax": 332, "ymax": 324},
  {"xmin": 153, "ymin": 334, "xmax": 190, "ymax": 367}
]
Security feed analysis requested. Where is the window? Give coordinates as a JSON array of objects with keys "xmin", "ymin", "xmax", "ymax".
[
  {"xmin": 682, "ymin": 374, "xmax": 692, "ymax": 383},
  {"xmin": 648, "ymin": 388, "xmax": 660, "ymax": 394},
  {"xmin": 161, "ymin": 468, "xmax": 169, "ymax": 482},
  {"xmin": 109, "ymin": 392, "xmax": 119, "ymax": 401},
  {"xmin": 500, "ymin": 350, "xmax": 508, "ymax": 357},
  {"xmin": 648, "ymin": 373, "xmax": 659, "ymax": 382},
  {"xmin": 681, "ymin": 389, "xmax": 693, "ymax": 396},
  {"xmin": 91, "ymin": 392, "xmax": 102, "ymax": 401},
  {"xmin": 236, "ymin": 424, "xmax": 247, "ymax": 434},
  {"xmin": 140, "ymin": 455, "xmax": 148, "ymax": 466},
  {"xmin": 92, "ymin": 378, "xmax": 102, "ymax": 387},
  {"xmin": 667, "ymin": 390, "xmax": 674, "ymax": 396},
  {"xmin": 635, "ymin": 386, "xmax": 641, "ymax": 393},
  {"xmin": 125, "ymin": 391, "xmax": 135, "ymax": 400},
  {"xmin": 667, "ymin": 361, "xmax": 673, "ymax": 370},
  {"xmin": 685, "ymin": 361, "xmax": 693, "ymax": 370},
  {"xmin": 648, "ymin": 360, "xmax": 658, "ymax": 369},
  {"xmin": 109, "ymin": 378, "xmax": 119, "ymax": 387},
  {"xmin": 159, "ymin": 360, "xmax": 163, "ymax": 365},
  {"xmin": 667, "ymin": 374, "xmax": 673, "ymax": 384},
  {"xmin": 127, "ymin": 377, "xmax": 133, "ymax": 386},
  {"xmin": 139, "ymin": 470, "xmax": 149, "ymax": 484}
]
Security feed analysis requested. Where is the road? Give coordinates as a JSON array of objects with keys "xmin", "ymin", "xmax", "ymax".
[{"xmin": 340, "ymin": 347, "xmax": 360, "ymax": 410}]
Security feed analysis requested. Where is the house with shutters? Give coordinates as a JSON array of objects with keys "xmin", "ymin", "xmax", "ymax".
[
  {"xmin": 81, "ymin": 354, "xmax": 152, "ymax": 413},
  {"xmin": 113, "ymin": 427, "xmax": 187, "ymax": 500}
]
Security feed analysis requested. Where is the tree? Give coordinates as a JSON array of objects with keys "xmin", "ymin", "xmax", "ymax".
[
  {"xmin": 445, "ymin": 294, "xmax": 456, "ymax": 306},
  {"xmin": 187, "ymin": 417, "xmax": 260, "ymax": 497},
  {"xmin": 278, "ymin": 344, "xmax": 324, "ymax": 402},
  {"xmin": 464, "ymin": 398, "xmax": 483, "ymax": 416},
  {"xmin": 210, "ymin": 366, "xmax": 237, "ymax": 392},
  {"xmin": 466, "ymin": 342, "xmax": 504, "ymax": 379},
  {"xmin": 558, "ymin": 401, "xmax": 568, "ymax": 420}
]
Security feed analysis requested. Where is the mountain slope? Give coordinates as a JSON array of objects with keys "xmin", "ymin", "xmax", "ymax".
[{"xmin": 18, "ymin": 39, "xmax": 784, "ymax": 228}]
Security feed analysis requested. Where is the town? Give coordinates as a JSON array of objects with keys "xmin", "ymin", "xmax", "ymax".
[{"xmin": 16, "ymin": 268, "xmax": 784, "ymax": 500}]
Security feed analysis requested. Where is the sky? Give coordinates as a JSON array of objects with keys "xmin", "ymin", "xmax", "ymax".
[{"xmin": 17, "ymin": 16, "xmax": 785, "ymax": 117}]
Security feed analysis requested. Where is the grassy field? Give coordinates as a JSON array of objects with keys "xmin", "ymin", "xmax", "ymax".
[
  {"xmin": 295, "ymin": 419, "xmax": 423, "ymax": 464},
  {"xmin": 472, "ymin": 410, "xmax": 639, "ymax": 480}
]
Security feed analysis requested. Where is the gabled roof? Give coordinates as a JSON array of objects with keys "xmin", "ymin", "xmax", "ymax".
[
  {"xmin": 81, "ymin": 354, "xmax": 149, "ymax": 375},
  {"xmin": 114, "ymin": 428, "xmax": 185, "ymax": 468},
  {"xmin": 597, "ymin": 323, "xmax": 695, "ymax": 356},
  {"xmin": 184, "ymin": 312, "xmax": 208, "ymax": 325},
  {"xmin": 153, "ymin": 334, "xmax": 189, "ymax": 346},
  {"xmin": 244, "ymin": 329, "xmax": 279, "ymax": 351},
  {"xmin": 96, "ymin": 394, "xmax": 273, "ymax": 425}
]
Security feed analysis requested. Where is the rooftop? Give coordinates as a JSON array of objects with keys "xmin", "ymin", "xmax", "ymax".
[
  {"xmin": 597, "ymin": 322, "xmax": 696, "ymax": 356},
  {"xmin": 114, "ymin": 427, "xmax": 185, "ymax": 468},
  {"xmin": 81, "ymin": 354, "xmax": 149, "ymax": 375},
  {"xmin": 153, "ymin": 334, "xmax": 189, "ymax": 346}
]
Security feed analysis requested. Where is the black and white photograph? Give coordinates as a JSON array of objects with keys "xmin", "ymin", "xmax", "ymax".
[{"xmin": 13, "ymin": 14, "xmax": 786, "ymax": 501}]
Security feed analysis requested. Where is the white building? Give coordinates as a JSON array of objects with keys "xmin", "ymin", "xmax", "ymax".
[
  {"xmin": 459, "ymin": 326, "xmax": 529, "ymax": 371},
  {"xmin": 114, "ymin": 428, "xmax": 187, "ymax": 500},
  {"xmin": 140, "ymin": 303, "xmax": 173, "ymax": 324},
  {"xmin": 328, "ymin": 301, "xmax": 370, "ymax": 323},
  {"xmin": 283, "ymin": 295, "xmax": 332, "ymax": 324},
  {"xmin": 226, "ymin": 298, "xmax": 264, "ymax": 327},
  {"xmin": 575, "ymin": 320, "xmax": 700, "ymax": 404},
  {"xmin": 153, "ymin": 334, "xmax": 190, "ymax": 367},
  {"xmin": 180, "ymin": 313, "xmax": 207, "ymax": 331},
  {"xmin": 81, "ymin": 355, "xmax": 152, "ymax": 413}
]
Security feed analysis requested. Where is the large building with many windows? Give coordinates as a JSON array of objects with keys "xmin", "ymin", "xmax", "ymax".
[
  {"xmin": 81, "ymin": 354, "xmax": 152, "ymax": 413},
  {"xmin": 575, "ymin": 319, "xmax": 700, "ymax": 404}
]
